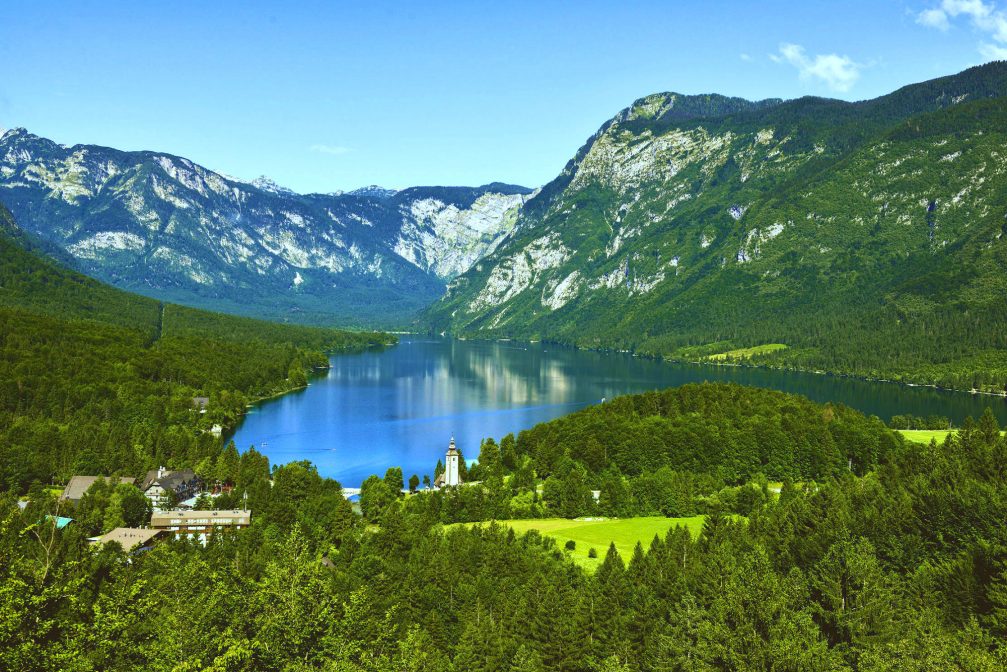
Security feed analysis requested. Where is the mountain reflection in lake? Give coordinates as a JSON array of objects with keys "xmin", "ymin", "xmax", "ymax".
[{"xmin": 229, "ymin": 337, "xmax": 1006, "ymax": 487}]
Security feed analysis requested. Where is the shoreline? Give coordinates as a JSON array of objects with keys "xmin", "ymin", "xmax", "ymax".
[
  {"xmin": 221, "ymin": 341, "xmax": 396, "ymax": 442},
  {"xmin": 431, "ymin": 330, "xmax": 1007, "ymax": 402}
]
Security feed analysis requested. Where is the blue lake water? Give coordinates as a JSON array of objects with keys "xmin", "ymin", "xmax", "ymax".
[{"xmin": 229, "ymin": 336, "xmax": 1007, "ymax": 487}]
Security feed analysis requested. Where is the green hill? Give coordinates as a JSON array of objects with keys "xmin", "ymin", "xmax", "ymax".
[
  {"xmin": 426, "ymin": 62, "xmax": 1007, "ymax": 393},
  {"xmin": 0, "ymin": 202, "xmax": 389, "ymax": 491}
]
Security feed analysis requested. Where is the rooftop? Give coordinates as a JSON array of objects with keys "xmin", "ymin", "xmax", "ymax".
[
  {"xmin": 97, "ymin": 527, "xmax": 164, "ymax": 552},
  {"xmin": 150, "ymin": 509, "xmax": 251, "ymax": 527},
  {"xmin": 60, "ymin": 475, "xmax": 136, "ymax": 503},
  {"xmin": 142, "ymin": 468, "xmax": 198, "ymax": 492}
]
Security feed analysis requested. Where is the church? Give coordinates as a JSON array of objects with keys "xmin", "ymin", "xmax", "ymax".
[{"xmin": 433, "ymin": 436, "xmax": 462, "ymax": 488}]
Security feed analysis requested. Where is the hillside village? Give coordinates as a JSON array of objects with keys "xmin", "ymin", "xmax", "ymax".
[{"xmin": 31, "ymin": 435, "xmax": 478, "ymax": 555}]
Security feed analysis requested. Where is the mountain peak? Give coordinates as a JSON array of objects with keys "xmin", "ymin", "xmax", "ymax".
[
  {"xmin": 250, "ymin": 175, "xmax": 297, "ymax": 195},
  {"xmin": 619, "ymin": 92, "xmax": 784, "ymax": 125},
  {"xmin": 0, "ymin": 127, "xmax": 32, "ymax": 142},
  {"xmin": 349, "ymin": 185, "xmax": 398, "ymax": 199}
]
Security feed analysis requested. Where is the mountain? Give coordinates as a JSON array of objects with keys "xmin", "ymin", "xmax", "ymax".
[
  {"xmin": 426, "ymin": 62, "xmax": 1007, "ymax": 392},
  {"xmin": 0, "ymin": 129, "xmax": 531, "ymax": 327}
]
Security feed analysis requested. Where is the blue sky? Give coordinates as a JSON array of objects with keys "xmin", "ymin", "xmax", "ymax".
[{"xmin": 2, "ymin": 1, "xmax": 1003, "ymax": 193}]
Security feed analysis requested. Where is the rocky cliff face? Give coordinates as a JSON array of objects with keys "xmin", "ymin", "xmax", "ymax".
[
  {"xmin": 0, "ymin": 129, "xmax": 530, "ymax": 326},
  {"xmin": 425, "ymin": 63, "xmax": 1007, "ymax": 379}
]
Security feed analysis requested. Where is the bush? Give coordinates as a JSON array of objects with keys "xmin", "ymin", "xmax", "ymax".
[
  {"xmin": 587, "ymin": 547, "xmax": 597, "ymax": 558},
  {"xmin": 565, "ymin": 540, "xmax": 576, "ymax": 551}
]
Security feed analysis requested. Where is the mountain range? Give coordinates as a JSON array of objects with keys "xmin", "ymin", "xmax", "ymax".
[
  {"xmin": 3, "ymin": 62, "xmax": 1007, "ymax": 390},
  {"xmin": 0, "ymin": 128, "xmax": 530, "ymax": 326}
]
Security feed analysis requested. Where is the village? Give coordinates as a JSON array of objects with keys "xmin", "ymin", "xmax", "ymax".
[{"xmin": 27, "ymin": 436, "xmax": 479, "ymax": 555}]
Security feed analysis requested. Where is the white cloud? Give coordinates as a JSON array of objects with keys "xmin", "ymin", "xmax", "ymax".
[
  {"xmin": 771, "ymin": 43, "xmax": 863, "ymax": 92},
  {"xmin": 309, "ymin": 144, "xmax": 352, "ymax": 155},
  {"xmin": 918, "ymin": 8, "xmax": 952, "ymax": 29},
  {"xmin": 740, "ymin": 53, "xmax": 752, "ymax": 62},
  {"xmin": 917, "ymin": 1, "xmax": 1007, "ymax": 59},
  {"xmin": 980, "ymin": 41, "xmax": 1007, "ymax": 57}
]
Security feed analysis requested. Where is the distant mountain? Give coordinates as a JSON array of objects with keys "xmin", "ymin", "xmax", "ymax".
[
  {"xmin": 426, "ymin": 62, "xmax": 1007, "ymax": 392},
  {"xmin": 0, "ymin": 130, "xmax": 531, "ymax": 327}
]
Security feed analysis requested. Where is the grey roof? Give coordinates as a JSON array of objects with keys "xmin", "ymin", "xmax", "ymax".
[
  {"xmin": 97, "ymin": 527, "xmax": 164, "ymax": 552},
  {"xmin": 142, "ymin": 468, "xmax": 197, "ymax": 492},
  {"xmin": 60, "ymin": 476, "xmax": 136, "ymax": 503}
]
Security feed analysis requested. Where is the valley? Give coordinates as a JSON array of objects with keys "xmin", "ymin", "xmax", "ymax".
[
  {"xmin": 4, "ymin": 12, "xmax": 1007, "ymax": 668},
  {"xmin": 6, "ymin": 63, "xmax": 1007, "ymax": 396}
]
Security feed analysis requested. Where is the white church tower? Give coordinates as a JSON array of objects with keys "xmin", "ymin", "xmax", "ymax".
[{"xmin": 444, "ymin": 436, "xmax": 461, "ymax": 487}]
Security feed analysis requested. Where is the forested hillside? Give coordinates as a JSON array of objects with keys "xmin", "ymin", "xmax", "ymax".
[
  {"xmin": 377, "ymin": 383, "xmax": 899, "ymax": 524},
  {"xmin": 427, "ymin": 62, "xmax": 1007, "ymax": 393},
  {"xmin": 6, "ymin": 396, "xmax": 1007, "ymax": 669},
  {"xmin": 0, "ymin": 203, "xmax": 390, "ymax": 490}
]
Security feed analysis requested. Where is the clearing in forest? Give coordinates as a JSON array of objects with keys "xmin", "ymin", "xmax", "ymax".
[
  {"xmin": 705, "ymin": 343, "xmax": 788, "ymax": 361},
  {"xmin": 898, "ymin": 429, "xmax": 1003, "ymax": 444},
  {"xmin": 466, "ymin": 516, "xmax": 706, "ymax": 570}
]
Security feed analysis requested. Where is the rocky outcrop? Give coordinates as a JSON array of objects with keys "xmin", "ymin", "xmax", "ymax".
[{"xmin": 0, "ymin": 128, "xmax": 530, "ymax": 326}]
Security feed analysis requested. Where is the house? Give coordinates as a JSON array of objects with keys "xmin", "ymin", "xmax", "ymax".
[
  {"xmin": 150, "ymin": 509, "xmax": 251, "ymax": 544},
  {"xmin": 433, "ymin": 437, "xmax": 462, "ymax": 489},
  {"xmin": 142, "ymin": 467, "xmax": 202, "ymax": 511},
  {"xmin": 192, "ymin": 396, "xmax": 210, "ymax": 413},
  {"xmin": 60, "ymin": 476, "xmax": 136, "ymax": 506},
  {"xmin": 96, "ymin": 527, "xmax": 167, "ymax": 553}
]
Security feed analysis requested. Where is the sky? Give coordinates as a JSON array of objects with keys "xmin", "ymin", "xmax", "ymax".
[{"xmin": 1, "ymin": 1, "xmax": 1003, "ymax": 193}]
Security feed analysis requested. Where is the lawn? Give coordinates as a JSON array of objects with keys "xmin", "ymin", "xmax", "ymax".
[
  {"xmin": 898, "ymin": 429, "xmax": 953, "ymax": 444},
  {"xmin": 463, "ymin": 516, "xmax": 706, "ymax": 571},
  {"xmin": 898, "ymin": 429, "xmax": 1003, "ymax": 444},
  {"xmin": 706, "ymin": 343, "xmax": 788, "ymax": 361}
]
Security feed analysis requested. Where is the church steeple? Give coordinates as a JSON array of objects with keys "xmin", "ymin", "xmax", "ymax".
[{"xmin": 444, "ymin": 435, "xmax": 461, "ymax": 486}]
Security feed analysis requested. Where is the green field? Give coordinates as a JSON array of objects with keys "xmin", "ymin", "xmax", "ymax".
[
  {"xmin": 464, "ymin": 516, "xmax": 706, "ymax": 571},
  {"xmin": 898, "ymin": 429, "xmax": 1003, "ymax": 444},
  {"xmin": 706, "ymin": 343, "xmax": 788, "ymax": 361},
  {"xmin": 898, "ymin": 429, "xmax": 954, "ymax": 444}
]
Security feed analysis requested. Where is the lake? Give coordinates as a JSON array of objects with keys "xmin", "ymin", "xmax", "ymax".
[{"xmin": 229, "ymin": 336, "xmax": 1007, "ymax": 487}]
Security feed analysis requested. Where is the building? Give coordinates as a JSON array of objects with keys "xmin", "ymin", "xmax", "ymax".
[
  {"xmin": 60, "ymin": 475, "xmax": 136, "ymax": 506},
  {"xmin": 96, "ymin": 527, "xmax": 167, "ymax": 553},
  {"xmin": 150, "ymin": 509, "xmax": 251, "ymax": 544},
  {"xmin": 434, "ymin": 436, "xmax": 462, "ymax": 488},
  {"xmin": 192, "ymin": 396, "xmax": 210, "ymax": 413},
  {"xmin": 142, "ymin": 467, "xmax": 202, "ymax": 511}
]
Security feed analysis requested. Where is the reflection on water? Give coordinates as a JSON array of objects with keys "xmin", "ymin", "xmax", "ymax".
[{"xmin": 229, "ymin": 337, "xmax": 1007, "ymax": 487}]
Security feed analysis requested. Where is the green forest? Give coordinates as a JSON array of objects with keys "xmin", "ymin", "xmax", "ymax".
[
  {"xmin": 374, "ymin": 383, "xmax": 899, "ymax": 525},
  {"xmin": 6, "ymin": 390, "xmax": 1007, "ymax": 669},
  {"xmin": 0, "ymin": 205, "xmax": 390, "ymax": 491}
]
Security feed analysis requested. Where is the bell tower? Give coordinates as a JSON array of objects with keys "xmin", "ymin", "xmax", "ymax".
[{"xmin": 445, "ymin": 436, "xmax": 461, "ymax": 487}]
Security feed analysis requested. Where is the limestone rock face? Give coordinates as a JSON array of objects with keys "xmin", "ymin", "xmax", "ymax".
[
  {"xmin": 425, "ymin": 62, "xmax": 1007, "ymax": 361},
  {"xmin": 0, "ymin": 128, "xmax": 530, "ymax": 326}
]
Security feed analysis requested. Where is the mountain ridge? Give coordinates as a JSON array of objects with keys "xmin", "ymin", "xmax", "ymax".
[
  {"xmin": 426, "ymin": 61, "xmax": 1007, "ymax": 393},
  {"xmin": 0, "ymin": 128, "xmax": 532, "ymax": 327}
]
